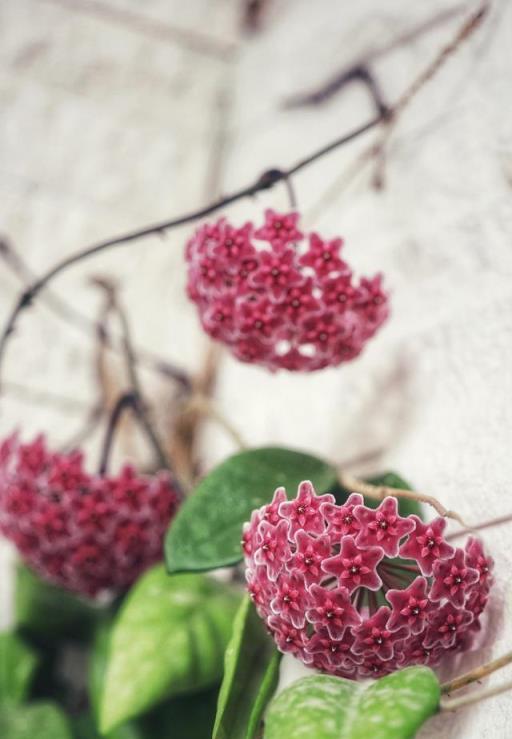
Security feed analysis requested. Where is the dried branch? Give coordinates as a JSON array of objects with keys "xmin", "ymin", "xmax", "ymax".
[
  {"xmin": 96, "ymin": 281, "xmax": 172, "ymax": 474},
  {"xmin": 372, "ymin": 2, "xmax": 489, "ymax": 187},
  {"xmin": 441, "ymin": 678, "xmax": 512, "ymax": 711},
  {"xmin": 283, "ymin": 5, "xmax": 466, "ymax": 111},
  {"xmin": 442, "ymin": 650, "xmax": 512, "ymax": 694},
  {"xmin": 0, "ymin": 236, "xmax": 191, "ymax": 389},
  {"xmin": 168, "ymin": 345, "xmax": 221, "ymax": 489},
  {"xmin": 182, "ymin": 394, "xmax": 248, "ymax": 451},
  {"xmin": 338, "ymin": 471, "xmax": 468, "ymax": 527},
  {"xmin": 0, "ymin": 4, "xmax": 489, "ymax": 387},
  {"xmin": 447, "ymin": 511, "xmax": 512, "ymax": 541}
]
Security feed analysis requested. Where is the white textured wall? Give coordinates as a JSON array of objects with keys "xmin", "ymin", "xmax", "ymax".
[{"xmin": 1, "ymin": 1, "xmax": 512, "ymax": 736}]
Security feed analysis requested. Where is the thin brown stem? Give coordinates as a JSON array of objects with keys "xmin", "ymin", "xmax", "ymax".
[
  {"xmin": 441, "ymin": 678, "xmax": 512, "ymax": 711},
  {"xmin": 98, "ymin": 392, "xmax": 138, "ymax": 475},
  {"xmin": 0, "ymin": 119, "xmax": 381, "ymax": 388},
  {"xmin": 372, "ymin": 2, "xmax": 489, "ymax": 188},
  {"xmin": 182, "ymin": 394, "xmax": 247, "ymax": 450},
  {"xmin": 107, "ymin": 289, "xmax": 172, "ymax": 474},
  {"xmin": 0, "ymin": 236, "xmax": 191, "ymax": 390},
  {"xmin": 338, "ymin": 471, "xmax": 468, "ymax": 527},
  {"xmin": 441, "ymin": 650, "xmax": 512, "ymax": 694},
  {"xmin": 283, "ymin": 5, "xmax": 466, "ymax": 110},
  {"xmin": 0, "ymin": 4, "xmax": 489, "ymax": 386},
  {"xmin": 447, "ymin": 512, "xmax": 512, "ymax": 541}
]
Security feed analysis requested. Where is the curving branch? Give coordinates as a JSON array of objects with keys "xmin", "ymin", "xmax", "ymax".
[{"xmin": 0, "ymin": 2, "xmax": 488, "ymax": 390}]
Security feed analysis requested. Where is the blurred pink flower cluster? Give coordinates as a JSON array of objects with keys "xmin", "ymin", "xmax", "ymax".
[
  {"xmin": 186, "ymin": 209, "xmax": 389, "ymax": 371},
  {"xmin": 0, "ymin": 434, "xmax": 179, "ymax": 598},
  {"xmin": 243, "ymin": 481, "xmax": 493, "ymax": 679}
]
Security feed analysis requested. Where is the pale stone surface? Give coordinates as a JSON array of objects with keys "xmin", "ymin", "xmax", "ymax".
[{"xmin": 1, "ymin": 1, "xmax": 512, "ymax": 735}]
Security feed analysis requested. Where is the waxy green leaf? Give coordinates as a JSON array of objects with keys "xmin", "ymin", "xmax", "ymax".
[
  {"xmin": 0, "ymin": 631, "xmax": 39, "ymax": 705},
  {"xmin": 99, "ymin": 566, "xmax": 240, "ymax": 733},
  {"xmin": 15, "ymin": 565, "xmax": 98, "ymax": 642},
  {"xmin": 166, "ymin": 447, "xmax": 337, "ymax": 573},
  {"xmin": 213, "ymin": 595, "xmax": 281, "ymax": 739},
  {"xmin": 0, "ymin": 702, "xmax": 72, "ymax": 739},
  {"xmin": 264, "ymin": 667, "xmax": 440, "ymax": 739}
]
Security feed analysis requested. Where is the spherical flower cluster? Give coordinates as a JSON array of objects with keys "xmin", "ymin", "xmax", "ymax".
[
  {"xmin": 185, "ymin": 210, "xmax": 389, "ymax": 372},
  {"xmin": 243, "ymin": 481, "xmax": 493, "ymax": 679},
  {"xmin": 0, "ymin": 434, "xmax": 180, "ymax": 598}
]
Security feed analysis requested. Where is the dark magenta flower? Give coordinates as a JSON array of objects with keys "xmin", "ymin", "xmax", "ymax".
[
  {"xmin": 355, "ymin": 497, "xmax": 415, "ymax": 557},
  {"xmin": 185, "ymin": 210, "xmax": 389, "ymax": 372},
  {"xmin": 243, "ymin": 480, "xmax": 494, "ymax": 680},
  {"xmin": 0, "ymin": 434, "xmax": 179, "ymax": 598}
]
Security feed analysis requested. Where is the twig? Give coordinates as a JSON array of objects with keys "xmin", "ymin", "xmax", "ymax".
[
  {"xmin": 98, "ymin": 391, "xmax": 138, "ymax": 475},
  {"xmin": 0, "ymin": 4, "xmax": 489, "ymax": 386},
  {"xmin": 372, "ymin": 2, "xmax": 489, "ymax": 187},
  {"xmin": 41, "ymin": 0, "xmax": 237, "ymax": 61},
  {"xmin": 338, "ymin": 471, "xmax": 468, "ymax": 527},
  {"xmin": 60, "ymin": 286, "xmax": 115, "ymax": 451},
  {"xmin": 182, "ymin": 394, "xmax": 248, "ymax": 450},
  {"xmin": 441, "ymin": 679, "xmax": 512, "ymax": 711},
  {"xmin": 168, "ymin": 345, "xmax": 221, "ymax": 489},
  {"xmin": 447, "ymin": 512, "xmax": 512, "ymax": 541},
  {"xmin": 285, "ymin": 64, "xmax": 389, "ymax": 118},
  {"xmin": 0, "ymin": 236, "xmax": 191, "ymax": 389},
  {"xmin": 0, "ymin": 118, "xmax": 381, "ymax": 390},
  {"xmin": 283, "ymin": 5, "xmax": 466, "ymax": 110},
  {"xmin": 2, "ymin": 380, "xmax": 91, "ymax": 413},
  {"xmin": 442, "ymin": 651, "xmax": 512, "ymax": 694},
  {"xmin": 100, "ymin": 284, "xmax": 172, "ymax": 474}
]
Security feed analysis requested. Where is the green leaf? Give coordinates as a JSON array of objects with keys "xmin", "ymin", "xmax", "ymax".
[
  {"xmin": 99, "ymin": 566, "xmax": 240, "ymax": 733},
  {"xmin": 73, "ymin": 713, "xmax": 145, "ymax": 739},
  {"xmin": 140, "ymin": 688, "xmax": 219, "ymax": 739},
  {"xmin": 264, "ymin": 667, "xmax": 440, "ymax": 739},
  {"xmin": 166, "ymin": 447, "xmax": 337, "ymax": 573},
  {"xmin": 213, "ymin": 595, "xmax": 281, "ymax": 739},
  {"xmin": 0, "ymin": 702, "xmax": 72, "ymax": 739},
  {"xmin": 0, "ymin": 632, "xmax": 39, "ymax": 705},
  {"xmin": 15, "ymin": 565, "xmax": 99, "ymax": 643}
]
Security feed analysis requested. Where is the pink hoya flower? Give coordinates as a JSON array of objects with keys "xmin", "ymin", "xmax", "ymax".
[
  {"xmin": 243, "ymin": 481, "xmax": 494, "ymax": 680},
  {"xmin": 185, "ymin": 209, "xmax": 389, "ymax": 372},
  {"xmin": 0, "ymin": 433, "xmax": 180, "ymax": 598}
]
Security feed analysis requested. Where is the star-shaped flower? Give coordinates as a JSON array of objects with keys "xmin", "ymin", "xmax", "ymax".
[
  {"xmin": 254, "ymin": 209, "xmax": 303, "ymax": 249},
  {"xmin": 322, "ymin": 536, "xmax": 383, "ymax": 593},
  {"xmin": 320, "ymin": 493, "xmax": 363, "ymax": 541},
  {"xmin": 430, "ymin": 549, "xmax": 479, "ymax": 607},
  {"xmin": 424, "ymin": 603, "xmax": 473, "ymax": 649},
  {"xmin": 386, "ymin": 576, "xmax": 434, "ymax": 634},
  {"xmin": 279, "ymin": 481, "xmax": 334, "ymax": 537},
  {"xmin": 270, "ymin": 572, "xmax": 308, "ymax": 629},
  {"xmin": 354, "ymin": 497, "xmax": 414, "ymax": 557},
  {"xmin": 289, "ymin": 530, "xmax": 331, "ymax": 585},
  {"xmin": 254, "ymin": 519, "xmax": 291, "ymax": 580},
  {"xmin": 305, "ymin": 584, "xmax": 361, "ymax": 639},
  {"xmin": 399, "ymin": 516, "xmax": 454, "ymax": 575},
  {"xmin": 353, "ymin": 606, "xmax": 409, "ymax": 661}
]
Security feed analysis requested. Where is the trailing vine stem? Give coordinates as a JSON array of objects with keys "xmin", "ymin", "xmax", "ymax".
[
  {"xmin": 441, "ymin": 678, "xmax": 512, "ymax": 712},
  {"xmin": 338, "ymin": 471, "xmax": 468, "ymax": 528},
  {"xmin": 98, "ymin": 391, "xmax": 139, "ymax": 475},
  {"xmin": 441, "ymin": 650, "xmax": 512, "ymax": 695},
  {"xmin": 0, "ymin": 3, "xmax": 488, "ymax": 390}
]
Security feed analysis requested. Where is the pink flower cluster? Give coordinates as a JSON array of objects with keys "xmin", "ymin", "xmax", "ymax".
[
  {"xmin": 185, "ymin": 210, "xmax": 389, "ymax": 372},
  {"xmin": 0, "ymin": 434, "xmax": 180, "ymax": 598},
  {"xmin": 243, "ymin": 481, "xmax": 493, "ymax": 679}
]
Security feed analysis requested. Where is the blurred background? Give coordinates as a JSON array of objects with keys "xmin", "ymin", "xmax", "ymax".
[{"xmin": 1, "ymin": 2, "xmax": 511, "ymax": 735}]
